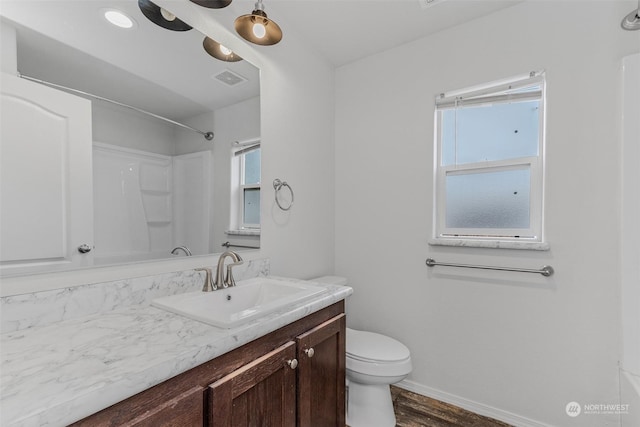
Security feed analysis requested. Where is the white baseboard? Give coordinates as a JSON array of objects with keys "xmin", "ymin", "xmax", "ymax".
[{"xmin": 396, "ymin": 379, "xmax": 554, "ymax": 427}]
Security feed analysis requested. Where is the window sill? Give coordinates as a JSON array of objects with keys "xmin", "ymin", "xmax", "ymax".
[
  {"xmin": 226, "ymin": 229, "xmax": 260, "ymax": 237},
  {"xmin": 428, "ymin": 238, "xmax": 550, "ymax": 251}
]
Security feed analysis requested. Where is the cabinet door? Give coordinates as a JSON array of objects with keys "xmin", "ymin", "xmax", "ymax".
[
  {"xmin": 296, "ymin": 314, "xmax": 346, "ymax": 427},
  {"xmin": 208, "ymin": 341, "xmax": 297, "ymax": 427},
  {"xmin": 0, "ymin": 73, "xmax": 93, "ymax": 268}
]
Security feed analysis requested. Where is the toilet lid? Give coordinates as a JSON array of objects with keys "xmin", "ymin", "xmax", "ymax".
[{"xmin": 346, "ymin": 329, "xmax": 410, "ymax": 363}]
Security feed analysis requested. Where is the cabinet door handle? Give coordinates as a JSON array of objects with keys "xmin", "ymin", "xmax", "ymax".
[
  {"xmin": 287, "ymin": 359, "xmax": 298, "ymax": 369},
  {"xmin": 304, "ymin": 348, "xmax": 315, "ymax": 358},
  {"xmin": 77, "ymin": 244, "xmax": 92, "ymax": 254}
]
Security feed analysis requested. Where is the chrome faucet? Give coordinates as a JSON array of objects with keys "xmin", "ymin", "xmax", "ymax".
[
  {"xmin": 215, "ymin": 251, "xmax": 244, "ymax": 289},
  {"xmin": 195, "ymin": 251, "xmax": 244, "ymax": 292},
  {"xmin": 171, "ymin": 246, "xmax": 192, "ymax": 256}
]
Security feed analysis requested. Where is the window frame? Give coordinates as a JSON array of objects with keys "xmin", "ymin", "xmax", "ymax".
[
  {"xmin": 432, "ymin": 72, "xmax": 547, "ymax": 247},
  {"xmin": 231, "ymin": 140, "xmax": 261, "ymax": 231}
]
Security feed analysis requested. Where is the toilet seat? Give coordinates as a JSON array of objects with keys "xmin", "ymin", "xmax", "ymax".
[
  {"xmin": 347, "ymin": 328, "xmax": 410, "ymax": 362},
  {"xmin": 346, "ymin": 328, "xmax": 412, "ymax": 377}
]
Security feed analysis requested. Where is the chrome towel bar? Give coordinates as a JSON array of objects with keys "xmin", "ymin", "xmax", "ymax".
[
  {"xmin": 221, "ymin": 241, "xmax": 259, "ymax": 249},
  {"xmin": 425, "ymin": 258, "xmax": 554, "ymax": 277}
]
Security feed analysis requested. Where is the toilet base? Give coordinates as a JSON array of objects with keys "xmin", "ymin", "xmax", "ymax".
[{"xmin": 346, "ymin": 380, "xmax": 396, "ymax": 427}]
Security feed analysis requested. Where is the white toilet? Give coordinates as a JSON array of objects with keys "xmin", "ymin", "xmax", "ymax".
[{"xmin": 312, "ymin": 276, "xmax": 412, "ymax": 427}]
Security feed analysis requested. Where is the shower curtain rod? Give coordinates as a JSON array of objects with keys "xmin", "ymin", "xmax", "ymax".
[{"xmin": 18, "ymin": 73, "xmax": 214, "ymax": 141}]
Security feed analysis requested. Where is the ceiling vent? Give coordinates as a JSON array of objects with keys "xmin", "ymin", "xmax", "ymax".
[{"xmin": 213, "ymin": 69, "xmax": 247, "ymax": 86}]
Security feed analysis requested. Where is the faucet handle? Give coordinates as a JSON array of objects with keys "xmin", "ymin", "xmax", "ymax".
[{"xmin": 195, "ymin": 267, "xmax": 215, "ymax": 292}]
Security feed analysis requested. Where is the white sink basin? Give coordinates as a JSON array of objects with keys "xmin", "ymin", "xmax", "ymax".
[{"xmin": 151, "ymin": 277, "xmax": 326, "ymax": 329}]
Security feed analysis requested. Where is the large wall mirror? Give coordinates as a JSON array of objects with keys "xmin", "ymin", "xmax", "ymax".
[{"xmin": 0, "ymin": 1, "xmax": 261, "ymax": 277}]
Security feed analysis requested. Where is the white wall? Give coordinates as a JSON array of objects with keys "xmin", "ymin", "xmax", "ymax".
[
  {"xmin": 620, "ymin": 52, "xmax": 640, "ymax": 427},
  {"xmin": 1, "ymin": 20, "xmax": 17, "ymax": 74},
  {"xmin": 92, "ymin": 103, "xmax": 177, "ymax": 156},
  {"xmin": 621, "ymin": 53, "xmax": 640, "ymax": 377},
  {"xmin": 335, "ymin": 2, "xmax": 640, "ymax": 426}
]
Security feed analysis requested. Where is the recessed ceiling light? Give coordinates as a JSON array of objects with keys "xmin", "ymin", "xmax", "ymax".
[{"xmin": 103, "ymin": 9, "xmax": 136, "ymax": 29}]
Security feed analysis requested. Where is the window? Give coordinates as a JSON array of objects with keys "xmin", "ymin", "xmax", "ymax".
[
  {"xmin": 432, "ymin": 72, "xmax": 546, "ymax": 247},
  {"xmin": 231, "ymin": 141, "xmax": 261, "ymax": 230}
]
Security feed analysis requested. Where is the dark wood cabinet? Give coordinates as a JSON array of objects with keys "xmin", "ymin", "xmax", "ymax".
[
  {"xmin": 207, "ymin": 314, "xmax": 346, "ymax": 427},
  {"xmin": 296, "ymin": 315, "xmax": 346, "ymax": 427},
  {"xmin": 208, "ymin": 341, "xmax": 297, "ymax": 426},
  {"xmin": 72, "ymin": 302, "xmax": 346, "ymax": 427},
  {"xmin": 124, "ymin": 386, "xmax": 205, "ymax": 427}
]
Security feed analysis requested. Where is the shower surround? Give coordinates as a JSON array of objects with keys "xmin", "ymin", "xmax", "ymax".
[{"xmin": 93, "ymin": 142, "xmax": 211, "ymax": 261}]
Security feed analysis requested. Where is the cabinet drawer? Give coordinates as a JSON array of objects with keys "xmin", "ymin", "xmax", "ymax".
[
  {"xmin": 123, "ymin": 386, "xmax": 204, "ymax": 427},
  {"xmin": 71, "ymin": 386, "xmax": 204, "ymax": 427}
]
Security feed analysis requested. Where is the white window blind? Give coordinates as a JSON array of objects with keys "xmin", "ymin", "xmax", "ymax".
[{"xmin": 433, "ymin": 71, "xmax": 547, "ymax": 246}]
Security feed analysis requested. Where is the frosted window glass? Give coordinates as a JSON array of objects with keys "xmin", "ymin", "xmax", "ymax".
[
  {"xmin": 442, "ymin": 100, "xmax": 539, "ymax": 166},
  {"xmin": 446, "ymin": 169, "xmax": 530, "ymax": 229},
  {"xmin": 243, "ymin": 148, "xmax": 261, "ymax": 185},
  {"xmin": 243, "ymin": 188, "xmax": 260, "ymax": 225}
]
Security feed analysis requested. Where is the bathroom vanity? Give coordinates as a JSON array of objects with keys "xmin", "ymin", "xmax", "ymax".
[
  {"xmin": 0, "ymin": 269, "xmax": 352, "ymax": 426},
  {"xmin": 73, "ymin": 304, "xmax": 345, "ymax": 426}
]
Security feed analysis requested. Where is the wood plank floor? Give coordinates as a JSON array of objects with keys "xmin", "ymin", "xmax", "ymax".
[{"xmin": 390, "ymin": 386, "xmax": 513, "ymax": 427}]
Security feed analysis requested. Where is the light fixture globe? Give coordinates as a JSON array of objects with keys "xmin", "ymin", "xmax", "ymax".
[
  {"xmin": 138, "ymin": 0, "xmax": 192, "ymax": 31},
  {"xmin": 203, "ymin": 37, "xmax": 243, "ymax": 62},
  {"xmin": 189, "ymin": 0, "xmax": 232, "ymax": 9},
  {"xmin": 235, "ymin": 0, "xmax": 282, "ymax": 46}
]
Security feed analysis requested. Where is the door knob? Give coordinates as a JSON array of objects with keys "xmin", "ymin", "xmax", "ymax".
[
  {"xmin": 287, "ymin": 359, "xmax": 298, "ymax": 369},
  {"xmin": 304, "ymin": 348, "xmax": 315, "ymax": 358}
]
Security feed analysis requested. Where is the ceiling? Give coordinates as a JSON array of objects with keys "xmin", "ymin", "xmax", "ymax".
[
  {"xmin": 268, "ymin": 0, "xmax": 522, "ymax": 67},
  {"xmin": 0, "ymin": 0, "xmax": 521, "ymax": 121}
]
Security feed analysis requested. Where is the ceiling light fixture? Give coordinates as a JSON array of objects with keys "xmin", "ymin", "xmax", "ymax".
[
  {"xmin": 189, "ymin": 0, "xmax": 232, "ymax": 9},
  {"xmin": 103, "ymin": 9, "xmax": 135, "ymax": 29},
  {"xmin": 203, "ymin": 37, "xmax": 243, "ymax": 62},
  {"xmin": 138, "ymin": 0, "xmax": 192, "ymax": 31},
  {"xmin": 234, "ymin": 0, "xmax": 282, "ymax": 46},
  {"xmin": 621, "ymin": 0, "xmax": 640, "ymax": 30}
]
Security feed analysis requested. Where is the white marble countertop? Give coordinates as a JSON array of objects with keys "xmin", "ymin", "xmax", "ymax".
[{"xmin": 0, "ymin": 277, "xmax": 352, "ymax": 427}]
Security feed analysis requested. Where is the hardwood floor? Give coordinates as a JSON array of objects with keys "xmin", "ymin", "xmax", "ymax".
[{"xmin": 390, "ymin": 386, "xmax": 513, "ymax": 427}]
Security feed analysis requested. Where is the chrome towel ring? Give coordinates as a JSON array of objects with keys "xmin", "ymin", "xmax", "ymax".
[{"xmin": 273, "ymin": 178, "xmax": 294, "ymax": 210}]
